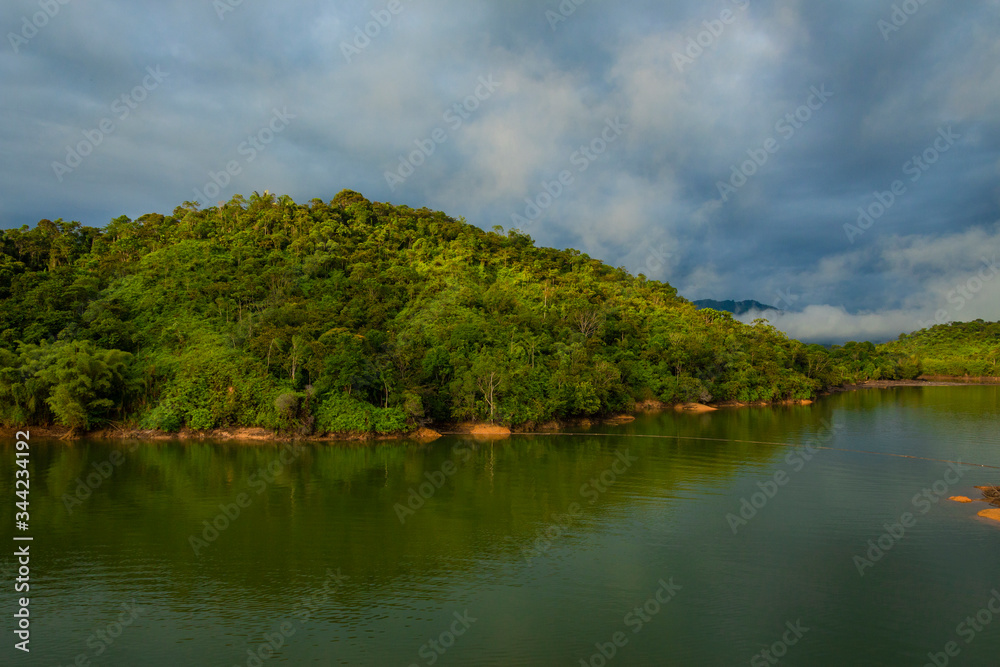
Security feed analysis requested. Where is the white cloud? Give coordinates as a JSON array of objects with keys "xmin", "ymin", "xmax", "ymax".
[{"xmin": 739, "ymin": 223, "xmax": 1000, "ymax": 342}]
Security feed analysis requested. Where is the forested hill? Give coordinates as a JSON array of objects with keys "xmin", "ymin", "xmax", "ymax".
[
  {"xmin": 882, "ymin": 321, "xmax": 1000, "ymax": 378},
  {"xmin": 0, "ymin": 191, "xmax": 992, "ymax": 435}
]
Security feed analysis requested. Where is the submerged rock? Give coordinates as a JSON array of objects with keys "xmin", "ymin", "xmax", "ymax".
[
  {"xmin": 977, "ymin": 508, "xmax": 1000, "ymax": 524},
  {"xmin": 949, "ymin": 496, "xmax": 974, "ymax": 503},
  {"xmin": 604, "ymin": 415, "xmax": 636, "ymax": 424}
]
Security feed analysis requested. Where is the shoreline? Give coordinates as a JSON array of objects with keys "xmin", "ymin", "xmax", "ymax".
[
  {"xmin": 4, "ymin": 377, "xmax": 997, "ymax": 444},
  {"xmin": 822, "ymin": 377, "xmax": 1000, "ymax": 394}
]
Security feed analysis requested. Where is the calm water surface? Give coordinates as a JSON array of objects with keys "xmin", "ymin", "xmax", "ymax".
[{"xmin": 2, "ymin": 386, "xmax": 999, "ymax": 666}]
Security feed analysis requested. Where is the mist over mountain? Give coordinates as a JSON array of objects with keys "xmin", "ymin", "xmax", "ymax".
[{"xmin": 693, "ymin": 299, "xmax": 779, "ymax": 316}]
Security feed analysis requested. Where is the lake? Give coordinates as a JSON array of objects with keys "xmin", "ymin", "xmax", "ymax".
[{"xmin": 3, "ymin": 386, "xmax": 999, "ymax": 666}]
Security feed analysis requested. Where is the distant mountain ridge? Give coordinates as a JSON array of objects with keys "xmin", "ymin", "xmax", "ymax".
[{"xmin": 692, "ymin": 299, "xmax": 779, "ymax": 315}]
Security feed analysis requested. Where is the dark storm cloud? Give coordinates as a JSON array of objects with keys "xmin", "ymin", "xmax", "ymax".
[{"xmin": 2, "ymin": 0, "xmax": 998, "ymax": 341}]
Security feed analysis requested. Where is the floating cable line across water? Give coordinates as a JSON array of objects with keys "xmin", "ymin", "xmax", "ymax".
[{"xmin": 441, "ymin": 431, "xmax": 1000, "ymax": 471}]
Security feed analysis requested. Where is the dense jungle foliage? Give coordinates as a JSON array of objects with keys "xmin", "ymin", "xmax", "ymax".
[
  {"xmin": 0, "ymin": 191, "xmax": 995, "ymax": 434},
  {"xmin": 884, "ymin": 320, "xmax": 1000, "ymax": 378}
]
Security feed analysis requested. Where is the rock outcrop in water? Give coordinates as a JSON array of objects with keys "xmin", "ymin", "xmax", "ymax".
[
  {"xmin": 976, "ymin": 486, "xmax": 1000, "ymax": 506},
  {"xmin": 977, "ymin": 509, "xmax": 1000, "ymax": 524}
]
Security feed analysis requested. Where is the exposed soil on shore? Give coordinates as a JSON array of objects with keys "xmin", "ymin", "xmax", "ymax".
[
  {"xmin": 675, "ymin": 403, "xmax": 718, "ymax": 413},
  {"xmin": 712, "ymin": 399, "xmax": 814, "ymax": 408},
  {"xmin": 920, "ymin": 375, "xmax": 1000, "ymax": 383},
  {"xmin": 441, "ymin": 423, "xmax": 512, "ymax": 437},
  {"xmin": 5, "ymin": 376, "xmax": 996, "ymax": 444}
]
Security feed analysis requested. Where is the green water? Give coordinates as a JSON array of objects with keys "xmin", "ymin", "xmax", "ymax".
[{"xmin": 2, "ymin": 386, "xmax": 999, "ymax": 666}]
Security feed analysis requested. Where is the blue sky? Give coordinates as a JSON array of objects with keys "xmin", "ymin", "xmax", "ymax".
[{"xmin": 2, "ymin": 0, "xmax": 998, "ymax": 342}]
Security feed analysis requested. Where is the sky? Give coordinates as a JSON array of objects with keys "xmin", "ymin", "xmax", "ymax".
[{"xmin": 2, "ymin": 0, "xmax": 998, "ymax": 343}]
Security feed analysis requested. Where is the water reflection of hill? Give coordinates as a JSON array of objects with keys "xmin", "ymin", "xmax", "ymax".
[{"xmin": 1, "ymin": 404, "xmax": 847, "ymax": 606}]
